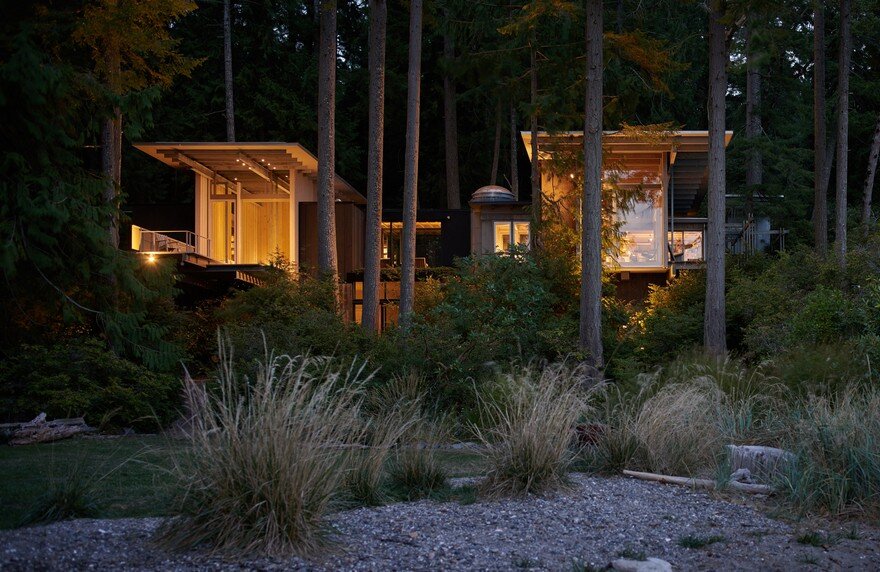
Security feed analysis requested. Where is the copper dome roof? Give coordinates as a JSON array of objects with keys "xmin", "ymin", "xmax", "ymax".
[{"xmin": 470, "ymin": 185, "xmax": 516, "ymax": 204}]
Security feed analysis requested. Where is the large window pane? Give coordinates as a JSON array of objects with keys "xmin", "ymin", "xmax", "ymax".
[
  {"xmin": 494, "ymin": 221, "xmax": 530, "ymax": 252},
  {"xmin": 494, "ymin": 221, "xmax": 512, "ymax": 252},
  {"xmin": 616, "ymin": 197, "xmax": 665, "ymax": 268},
  {"xmin": 669, "ymin": 230, "xmax": 703, "ymax": 261}
]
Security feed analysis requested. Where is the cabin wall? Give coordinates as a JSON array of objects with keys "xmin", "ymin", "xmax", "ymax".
[{"xmin": 298, "ymin": 202, "xmax": 365, "ymax": 277}]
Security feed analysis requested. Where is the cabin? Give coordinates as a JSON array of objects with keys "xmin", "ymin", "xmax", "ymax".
[{"xmin": 131, "ymin": 142, "xmax": 365, "ymax": 290}]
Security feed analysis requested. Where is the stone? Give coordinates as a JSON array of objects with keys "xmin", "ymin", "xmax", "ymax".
[
  {"xmin": 730, "ymin": 468, "xmax": 753, "ymax": 483},
  {"xmin": 612, "ymin": 557, "xmax": 673, "ymax": 572}
]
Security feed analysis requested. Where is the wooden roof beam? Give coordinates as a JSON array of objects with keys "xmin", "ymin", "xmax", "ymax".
[{"xmin": 237, "ymin": 153, "xmax": 290, "ymax": 194}]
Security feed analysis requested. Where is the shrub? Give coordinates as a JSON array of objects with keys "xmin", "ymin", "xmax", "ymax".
[
  {"xmin": 391, "ymin": 253, "xmax": 567, "ymax": 410},
  {"xmin": 619, "ymin": 271, "xmax": 706, "ymax": 377},
  {"xmin": 474, "ymin": 363, "xmax": 590, "ymax": 496},
  {"xmin": 217, "ymin": 273, "xmax": 369, "ymax": 366},
  {"xmin": 769, "ymin": 339, "xmax": 879, "ymax": 397},
  {"xmin": 0, "ymin": 338, "xmax": 180, "ymax": 431},
  {"xmin": 158, "ymin": 347, "xmax": 369, "ymax": 556},
  {"xmin": 780, "ymin": 386, "xmax": 880, "ymax": 517}
]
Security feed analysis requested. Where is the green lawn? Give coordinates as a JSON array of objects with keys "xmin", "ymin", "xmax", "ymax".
[
  {"xmin": 0, "ymin": 436, "xmax": 484, "ymax": 529},
  {"xmin": 0, "ymin": 436, "xmax": 180, "ymax": 529}
]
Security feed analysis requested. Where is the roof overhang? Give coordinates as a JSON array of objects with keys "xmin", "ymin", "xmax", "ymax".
[{"xmin": 134, "ymin": 142, "xmax": 365, "ymax": 204}]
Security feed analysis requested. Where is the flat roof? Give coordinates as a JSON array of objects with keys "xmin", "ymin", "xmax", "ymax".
[
  {"xmin": 134, "ymin": 142, "xmax": 364, "ymax": 204},
  {"xmin": 521, "ymin": 130, "xmax": 734, "ymax": 160}
]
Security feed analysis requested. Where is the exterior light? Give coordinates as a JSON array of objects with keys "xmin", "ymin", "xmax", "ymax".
[{"xmin": 147, "ymin": 254, "xmax": 157, "ymax": 264}]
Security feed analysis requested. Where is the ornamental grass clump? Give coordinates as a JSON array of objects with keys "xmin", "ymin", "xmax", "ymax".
[
  {"xmin": 475, "ymin": 363, "xmax": 590, "ymax": 497},
  {"xmin": 157, "ymin": 343, "xmax": 369, "ymax": 556},
  {"xmin": 781, "ymin": 386, "xmax": 880, "ymax": 517},
  {"xmin": 387, "ymin": 414, "xmax": 450, "ymax": 500},
  {"xmin": 346, "ymin": 400, "xmax": 421, "ymax": 506}
]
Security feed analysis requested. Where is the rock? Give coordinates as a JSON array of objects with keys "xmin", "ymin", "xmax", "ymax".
[
  {"xmin": 730, "ymin": 468, "xmax": 753, "ymax": 483},
  {"xmin": 612, "ymin": 557, "xmax": 673, "ymax": 572},
  {"xmin": 726, "ymin": 445, "xmax": 795, "ymax": 482}
]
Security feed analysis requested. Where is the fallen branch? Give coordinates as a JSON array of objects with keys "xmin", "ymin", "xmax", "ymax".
[
  {"xmin": 622, "ymin": 469, "xmax": 773, "ymax": 495},
  {"xmin": 7, "ymin": 413, "xmax": 97, "ymax": 446}
]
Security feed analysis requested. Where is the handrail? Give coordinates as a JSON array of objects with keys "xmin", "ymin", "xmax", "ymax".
[{"xmin": 132, "ymin": 225, "xmax": 211, "ymax": 256}]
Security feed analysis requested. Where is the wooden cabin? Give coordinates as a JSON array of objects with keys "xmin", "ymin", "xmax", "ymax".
[
  {"xmin": 521, "ymin": 130, "xmax": 734, "ymax": 300},
  {"xmin": 132, "ymin": 142, "xmax": 365, "ymax": 286}
]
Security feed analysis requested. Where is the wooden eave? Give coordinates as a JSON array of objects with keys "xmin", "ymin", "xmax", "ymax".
[{"xmin": 133, "ymin": 142, "xmax": 365, "ymax": 204}]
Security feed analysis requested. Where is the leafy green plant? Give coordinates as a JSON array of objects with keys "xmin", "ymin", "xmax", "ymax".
[
  {"xmin": 0, "ymin": 338, "xmax": 179, "ymax": 431},
  {"xmin": 217, "ymin": 272, "xmax": 370, "ymax": 367}
]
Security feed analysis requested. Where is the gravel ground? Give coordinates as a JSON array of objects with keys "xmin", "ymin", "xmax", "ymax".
[{"xmin": 2, "ymin": 474, "xmax": 878, "ymax": 571}]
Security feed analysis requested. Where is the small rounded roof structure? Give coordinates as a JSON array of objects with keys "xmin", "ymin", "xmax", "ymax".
[{"xmin": 470, "ymin": 185, "xmax": 516, "ymax": 204}]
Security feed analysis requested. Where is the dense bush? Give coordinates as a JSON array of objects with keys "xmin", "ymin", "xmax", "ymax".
[
  {"xmin": 383, "ymin": 252, "xmax": 572, "ymax": 410},
  {"xmin": 217, "ymin": 271, "xmax": 370, "ymax": 366},
  {"xmin": 0, "ymin": 338, "xmax": 180, "ymax": 431}
]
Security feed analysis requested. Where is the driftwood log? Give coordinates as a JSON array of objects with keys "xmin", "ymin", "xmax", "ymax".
[
  {"xmin": 622, "ymin": 469, "xmax": 773, "ymax": 495},
  {"xmin": 4, "ymin": 413, "xmax": 96, "ymax": 446}
]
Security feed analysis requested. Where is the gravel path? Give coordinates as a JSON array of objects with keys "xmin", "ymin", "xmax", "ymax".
[{"xmin": 2, "ymin": 475, "xmax": 878, "ymax": 571}]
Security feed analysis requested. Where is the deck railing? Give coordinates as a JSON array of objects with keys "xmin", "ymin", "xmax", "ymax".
[{"xmin": 131, "ymin": 225, "xmax": 210, "ymax": 256}]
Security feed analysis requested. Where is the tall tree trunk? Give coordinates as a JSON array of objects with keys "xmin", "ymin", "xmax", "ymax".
[
  {"xmin": 102, "ymin": 117, "xmax": 118, "ymax": 249},
  {"xmin": 580, "ymin": 0, "xmax": 603, "ymax": 370},
  {"xmin": 813, "ymin": 0, "xmax": 828, "ymax": 254},
  {"xmin": 490, "ymin": 99, "xmax": 502, "ymax": 185},
  {"xmin": 104, "ymin": 40, "xmax": 122, "ymax": 250},
  {"xmin": 317, "ymin": 0, "xmax": 339, "ymax": 282},
  {"xmin": 529, "ymin": 37, "xmax": 541, "ymax": 249},
  {"xmin": 362, "ymin": 0, "xmax": 386, "ymax": 334},
  {"xmin": 704, "ymin": 0, "xmax": 727, "ymax": 356},
  {"xmin": 616, "ymin": 0, "xmax": 624, "ymax": 34},
  {"xmin": 745, "ymin": 24, "xmax": 762, "ymax": 197},
  {"xmin": 834, "ymin": 0, "xmax": 851, "ymax": 268},
  {"xmin": 509, "ymin": 101, "xmax": 519, "ymax": 200},
  {"xmin": 223, "ymin": 0, "xmax": 235, "ymax": 142},
  {"xmin": 862, "ymin": 116, "xmax": 880, "ymax": 227},
  {"xmin": 399, "ymin": 0, "xmax": 423, "ymax": 326},
  {"xmin": 443, "ymin": 23, "xmax": 460, "ymax": 209}
]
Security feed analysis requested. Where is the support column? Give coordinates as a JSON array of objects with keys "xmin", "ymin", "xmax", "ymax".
[
  {"xmin": 289, "ymin": 168, "xmax": 299, "ymax": 272},
  {"xmin": 194, "ymin": 174, "xmax": 210, "ymax": 255},
  {"xmin": 234, "ymin": 181, "xmax": 242, "ymax": 264}
]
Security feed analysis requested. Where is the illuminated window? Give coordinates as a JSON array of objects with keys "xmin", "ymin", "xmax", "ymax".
[
  {"xmin": 493, "ymin": 221, "xmax": 530, "ymax": 252},
  {"xmin": 668, "ymin": 230, "xmax": 703, "ymax": 261},
  {"xmin": 614, "ymin": 197, "xmax": 665, "ymax": 268}
]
